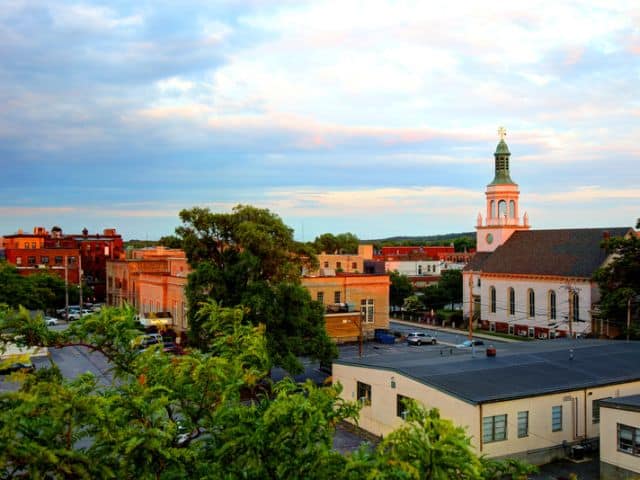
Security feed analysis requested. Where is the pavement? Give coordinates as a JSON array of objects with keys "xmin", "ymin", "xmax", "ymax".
[{"xmin": 389, "ymin": 317, "xmax": 523, "ymax": 343}]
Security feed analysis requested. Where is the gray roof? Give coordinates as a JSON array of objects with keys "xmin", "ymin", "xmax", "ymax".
[
  {"xmin": 599, "ymin": 394, "xmax": 640, "ymax": 412},
  {"xmin": 463, "ymin": 252, "xmax": 491, "ymax": 272},
  {"xmin": 335, "ymin": 340, "xmax": 640, "ymax": 405},
  {"xmin": 478, "ymin": 227, "xmax": 631, "ymax": 278}
]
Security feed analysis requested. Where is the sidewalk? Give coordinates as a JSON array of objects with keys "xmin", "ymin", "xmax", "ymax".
[{"xmin": 389, "ymin": 318, "xmax": 522, "ymax": 343}]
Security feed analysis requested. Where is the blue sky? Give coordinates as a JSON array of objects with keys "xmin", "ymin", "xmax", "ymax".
[{"xmin": 1, "ymin": 1, "xmax": 638, "ymax": 241}]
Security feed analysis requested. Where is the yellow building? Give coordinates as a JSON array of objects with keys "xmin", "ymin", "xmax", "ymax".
[
  {"xmin": 301, "ymin": 267, "xmax": 389, "ymax": 342},
  {"xmin": 600, "ymin": 395, "xmax": 640, "ymax": 479},
  {"xmin": 334, "ymin": 340, "xmax": 640, "ymax": 465}
]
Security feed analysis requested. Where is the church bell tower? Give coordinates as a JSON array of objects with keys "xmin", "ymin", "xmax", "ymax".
[{"xmin": 476, "ymin": 127, "xmax": 530, "ymax": 252}]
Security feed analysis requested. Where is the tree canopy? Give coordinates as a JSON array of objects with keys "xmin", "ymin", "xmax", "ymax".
[
  {"xmin": 0, "ymin": 262, "xmax": 70, "ymax": 311},
  {"xmin": 175, "ymin": 205, "xmax": 333, "ymax": 373},
  {"xmin": 0, "ymin": 304, "xmax": 535, "ymax": 480},
  {"xmin": 389, "ymin": 271, "xmax": 413, "ymax": 308},
  {"xmin": 311, "ymin": 232, "xmax": 360, "ymax": 254},
  {"xmin": 594, "ymin": 234, "xmax": 640, "ymax": 335}
]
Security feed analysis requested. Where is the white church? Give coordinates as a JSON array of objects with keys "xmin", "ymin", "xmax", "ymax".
[{"xmin": 462, "ymin": 129, "xmax": 633, "ymax": 339}]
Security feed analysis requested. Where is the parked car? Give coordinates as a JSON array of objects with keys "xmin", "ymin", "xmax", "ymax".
[
  {"xmin": 162, "ymin": 342, "xmax": 183, "ymax": 355},
  {"xmin": 406, "ymin": 332, "xmax": 437, "ymax": 346},
  {"xmin": 132, "ymin": 333, "xmax": 164, "ymax": 349},
  {"xmin": 0, "ymin": 362, "xmax": 35, "ymax": 375},
  {"xmin": 44, "ymin": 316, "xmax": 58, "ymax": 326},
  {"xmin": 456, "ymin": 339, "xmax": 485, "ymax": 349},
  {"xmin": 374, "ymin": 329, "xmax": 396, "ymax": 345},
  {"xmin": 67, "ymin": 311, "xmax": 81, "ymax": 321}
]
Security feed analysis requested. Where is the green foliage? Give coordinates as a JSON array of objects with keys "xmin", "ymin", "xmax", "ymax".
[
  {"xmin": 158, "ymin": 234, "xmax": 183, "ymax": 249},
  {"xmin": 438, "ymin": 269, "xmax": 463, "ymax": 308},
  {"xmin": 0, "ymin": 262, "xmax": 67, "ymax": 311},
  {"xmin": 311, "ymin": 232, "xmax": 360, "ymax": 254},
  {"xmin": 453, "ymin": 236, "xmax": 476, "ymax": 253},
  {"xmin": 402, "ymin": 295, "xmax": 424, "ymax": 313},
  {"xmin": 176, "ymin": 205, "xmax": 334, "ymax": 373},
  {"xmin": 594, "ymin": 235, "xmax": 640, "ymax": 331},
  {"xmin": 123, "ymin": 239, "xmax": 157, "ymax": 249},
  {"xmin": 0, "ymin": 304, "xmax": 535, "ymax": 479},
  {"xmin": 390, "ymin": 271, "xmax": 413, "ymax": 308}
]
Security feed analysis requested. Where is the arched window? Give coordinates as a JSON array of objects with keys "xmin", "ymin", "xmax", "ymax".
[
  {"xmin": 528, "ymin": 289, "xmax": 535, "ymax": 318},
  {"xmin": 498, "ymin": 200, "xmax": 507, "ymax": 217},
  {"xmin": 548, "ymin": 290, "xmax": 556, "ymax": 320},
  {"xmin": 572, "ymin": 292, "xmax": 580, "ymax": 322},
  {"xmin": 490, "ymin": 287, "xmax": 496, "ymax": 313},
  {"xmin": 508, "ymin": 287, "xmax": 515, "ymax": 315},
  {"xmin": 509, "ymin": 200, "xmax": 516, "ymax": 218},
  {"xmin": 490, "ymin": 200, "xmax": 496, "ymax": 218},
  {"xmin": 417, "ymin": 265, "xmax": 422, "ymax": 275}
]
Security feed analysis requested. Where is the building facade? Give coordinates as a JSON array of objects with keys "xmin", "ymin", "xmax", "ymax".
[
  {"xmin": 462, "ymin": 132, "xmax": 633, "ymax": 338},
  {"xmin": 600, "ymin": 395, "xmax": 640, "ymax": 479}
]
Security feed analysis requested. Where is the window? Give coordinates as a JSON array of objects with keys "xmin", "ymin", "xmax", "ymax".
[
  {"xmin": 361, "ymin": 299, "xmax": 374, "ymax": 323},
  {"xmin": 509, "ymin": 200, "xmax": 516, "ymax": 218},
  {"xmin": 68, "ymin": 256, "xmax": 76, "ymax": 264},
  {"xmin": 336, "ymin": 262, "xmax": 342, "ymax": 269},
  {"xmin": 552, "ymin": 406, "xmax": 562, "ymax": 432},
  {"xmin": 618, "ymin": 424, "xmax": 640, "ymax": 455},
  {"xmin": 357, "ymin": 381, "xmax": 371, "ymax": 406},
  {"xmin": 28, "ymin": 256, "xmax": 36, "ymax": 265},
  {"xmin": 477, "ymin": 278, "xmax": 481, "ymax": 287},
  {"xmin": 418, "ymin": 265, "xmax": 423, "ymax": 275},
  {"xmin": 397, "ymin": 394, "xmax": 410, "ymax": 419},
  {"xmin": 40, "ymin": 256, "xmax": 49, "ymax": 264},
  {"xmin": 572, "ymin": 292, "xmax": 580, "ymax": 322},
  {"xmin": 483, "ymin": 414, "xmax": 507, "ymax": 443},
  {"xmin": 498, "ymin": 200, "xmax": 507, "ymax": 217},
  {"xmin": 508, "ymin": 288, "xmax": 515, "ymax": 315},
  {"xmin": 490, "ymin": 200, "xmax": 496, "ymax": 218},
  {"xmin": 352, "ymin": 262, "xmax": 357, "ymax": 270},
  {"xmin": 549, "ymin": 290, "xmax": 556, "ymax": 320},
  {"xmin": 323, "ymin": 261, "xmax": 329, "ymax": 268},
  {"xmin": 317, "ymin": 292, "xmax": 324, "ymax": 304},
  {"xmin": 31, "ymin": 242, "xmax": 36, "ymax": 249},
  {"xmin": 518, "ymin": 411, "xmax": 529, "ymax": 438},
  {"xmin": 54, "ymin": 256, "xmax": 63, "ymax": 265},
  {"xmin": 490, "ymin": 287, "xmax": 496, "ymax": 313},
  {"xmin": 334, "ymin": 291, "xmax": 341, "ymax": 303},
  {"xmin": 592, "ymin": 397, "xmax": 612, "ymax": 424},
  {"xmin": 16, "ymin": 257, "xmax": 22, "ymax": 265},
  {"xmin": 528, "ymin": 289, "xmax": 535, "ymax": 318}
]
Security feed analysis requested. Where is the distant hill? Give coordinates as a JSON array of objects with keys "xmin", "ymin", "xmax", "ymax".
[{"xmin": 364, "ymin": 232, "xmax": 475, "ymax": 244}]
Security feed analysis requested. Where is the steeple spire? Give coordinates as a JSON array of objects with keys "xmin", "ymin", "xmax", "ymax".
[{"xmin": 489, "ymin": 126, "xmax": 515, "ymax": 185}]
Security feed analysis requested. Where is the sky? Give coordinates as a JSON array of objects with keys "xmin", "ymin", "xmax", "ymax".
[{"xmin": 1, "ymin": 1, "xmax": 639, "ymax": 241}]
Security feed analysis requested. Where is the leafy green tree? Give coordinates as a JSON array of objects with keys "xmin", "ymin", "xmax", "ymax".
[
  {"xmin": 158, "ymin": 234, "xmax": 183, "ymax": 249},
  {"xmin": 439, "ymin": 269, "xmax": 463, "ymax": 309},
  {"xmin": 594, "ymin": 235, "xmax": 640, "ymax": 334},
  {"xmin": 420, "ymin": 284, "xmax": 449, "ymax": 311},
  {"xmin": 0, "ymin": 304, "xmax": 535, "ymax": 479},
  {"xmin": 312, "ymin": 232, "xmax": 359, "ymax": 254},
  {"xmin": 403, "ymin": 295, "xmax": 424, "ymax": 313},
  {"xmin": 0, "ymin": 262, "xmax": 67, "ymax": 311},
  {"xmin": 453, "ymin": 236, "xmax": 476, "ymax": 252},
  {"xmin": 389, "ymin": 270, "xmax": 413, "ymax": 309},
  {"xmin": 175, "ymin": 205, "xmax": 333, "ymax": 373}
]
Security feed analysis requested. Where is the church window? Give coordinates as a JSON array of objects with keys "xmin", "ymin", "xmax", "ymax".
[
  {"xmin": 528, "ymin": 289, "xmax": 535, "ymax": 318},
  {"xmin": 490, "ymin": 287, "xmax": 496, "ymax": 313},
  {"xmin": 548, "ymin": 290, "xmax": 556, "ymax": 320},
  {"xmin": 572, "ymin": 292, "xmax": 580, "ymax": 322},
  {"xmin": 508, "ymin": 288, "xmax": 515, "ymax": 315},
  {"xmin": 509, "ymin": 200, "xmax": 516, "ymax": 218},
  {"xmin": 498, "ymin": 200, "xmax": 507, "ymax": 217},
  {"xmin": 490, "ymin": 200, "xmax": 496, "ymax": 218}
]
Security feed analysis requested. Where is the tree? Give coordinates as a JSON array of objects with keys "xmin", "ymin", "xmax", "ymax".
[
  {"xmin": 175, "ymin": 205, "xmax": 333, "ymax": 373},
  {"xmin": 390, "ymin": 271, "xmax": 413, "ymax": 308},
  {"xmin": 0, "ymin": 304, "xmax": 535, "ymax": 479},
  {"xmin": 0, "ymin": 262, "xmax": 66, "ymax": 311},
  {"xmin": 453, "ymin": 236, "xmax": 476, "ymax": 252},
  {"xmin": 158, "ymin": 234, "xmax": 183, "ymax": 249},
  {"xmin": 594, "ymin": 235, "xmax": 640, "ymax": 335},
  {"xmin": 439, "ymin": 269, "xmax": 463, "ymax": 309},
  {"xmin": 312, "ymin": 232, "xmax": 360, "ymax": 254},
  {"xmin": 403, "ymin": 295, "xmax": 424, "ymax": 313}
]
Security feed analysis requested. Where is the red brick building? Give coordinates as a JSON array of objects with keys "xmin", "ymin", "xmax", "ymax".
[{"xmin": 1, "ymin": 226, "xmax": 124, "ymax": 301}]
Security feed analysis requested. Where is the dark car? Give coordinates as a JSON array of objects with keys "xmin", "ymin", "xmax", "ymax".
[
  {"xmin": 0, "ymin": 362, "xmax": 35, "ymax": 375},
  {"xmin": 406, "ymin": 332, "xmax": 437, "ymax": 346},
  {"xmin": 162, "ymin": 342, "xmax": 183, "ymax": 355}
]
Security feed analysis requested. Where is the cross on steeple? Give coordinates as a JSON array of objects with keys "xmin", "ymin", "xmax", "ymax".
[{"xmin": 498, "ymin": 126, "xmax": 507, "ymax": 141}]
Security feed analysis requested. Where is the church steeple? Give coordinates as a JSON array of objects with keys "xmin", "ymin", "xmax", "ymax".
[
  {"xmin": 475, "ymin": 127, "xmax": 530, "ymax": 253},
  {"xmin": 489, "ymin": 126, "xmax": 515, "ymax": 186}
]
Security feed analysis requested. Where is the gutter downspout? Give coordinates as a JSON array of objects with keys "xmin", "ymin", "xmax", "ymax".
[{"xmin": 479, "ymin": 403, "xmax": 483, "ymax": 453}]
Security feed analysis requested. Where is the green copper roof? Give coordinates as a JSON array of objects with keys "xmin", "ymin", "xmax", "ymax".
[
  {"xmin": 488, "ymin": 139, "xmax": 516, "ymax": 185},
  {"xmin": 495, "ymin": 139, "xmax": 510, "ymax": 155}
]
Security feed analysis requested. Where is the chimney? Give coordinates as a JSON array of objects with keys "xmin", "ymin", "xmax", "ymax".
[
  {"xmin": 603, "ymin": 231, "xmax": 610, "ymax": 241},
  {"xmin": 82, "ymin": 228, "xmax": 89, "ymax": 237}
]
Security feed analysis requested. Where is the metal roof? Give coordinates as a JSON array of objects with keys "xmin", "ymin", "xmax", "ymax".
[{"xmin": 335, "ymin": 340, "xmax": 640, "ymax": 405}]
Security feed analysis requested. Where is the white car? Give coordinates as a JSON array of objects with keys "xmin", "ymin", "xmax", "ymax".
[{"xmin": 44, "ymin": 316, "xmax": 58, "ymax": 326}]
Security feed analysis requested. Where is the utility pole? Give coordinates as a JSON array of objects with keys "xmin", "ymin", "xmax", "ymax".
[
  {"xmin": 64, "ymin": 255, "xmax": 69, "ymax": 320},
  {"xmin": 78, "ymin": 254, "xmax": 83, "ymax": 316},
  {"xmin": 468, "ymin": 274, "xmax": 474, "ymax": 340},
  {"xmin": 627, "ymin": 296, "xmax": 633, "ymax": 342}
]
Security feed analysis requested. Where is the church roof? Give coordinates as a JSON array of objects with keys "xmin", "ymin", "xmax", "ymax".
[
  {"xmin": 463, "ymin": 252, "xmax": 492, "ymax": 271},
  {"xmin": 480, "ymin": 227, "xmax": 631, "ymax": 278}
]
